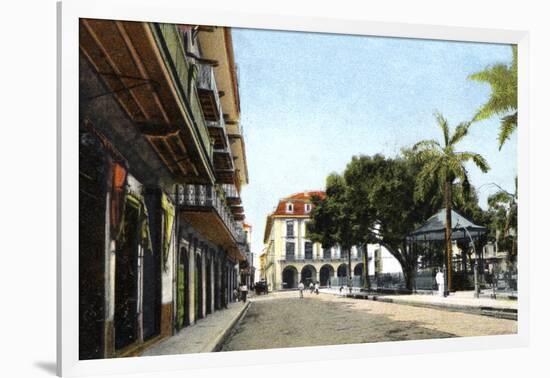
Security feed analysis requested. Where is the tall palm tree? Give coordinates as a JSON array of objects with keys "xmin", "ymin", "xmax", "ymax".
[
  {"xmin": 469, "ymin": 45, "xmax": 517, "ymax": 150},
  {"xmin": 413, "ymin": 113, "xmax": 490, "ymax": 291}
]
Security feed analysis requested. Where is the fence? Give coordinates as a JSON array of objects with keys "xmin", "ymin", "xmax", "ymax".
[
  {"xmin": 369, "ymin": 273, "xmax": 406, "ymax": 290},
  {"xmin": 329, "ymin": 276, "xmax": 365, "ymax": 288}
]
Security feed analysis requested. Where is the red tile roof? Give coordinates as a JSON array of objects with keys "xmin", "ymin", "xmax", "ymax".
[
  {"xmin": 271, "ymin": 191, "xmax": 325, "ymax": 216},
  {"xmin": 263, "ymin": 191, "xmax": 325, "ymax": 243}
]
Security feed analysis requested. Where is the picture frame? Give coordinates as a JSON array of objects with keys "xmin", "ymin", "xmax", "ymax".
[{"xmin": 58, "ymin": 1, "xmax": 529, "ymax": 376}]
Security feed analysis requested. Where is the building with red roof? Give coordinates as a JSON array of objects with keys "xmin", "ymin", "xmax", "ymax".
[{"xmin": 260, "ymin": 190, "xmax": 403, "ymax": 292}]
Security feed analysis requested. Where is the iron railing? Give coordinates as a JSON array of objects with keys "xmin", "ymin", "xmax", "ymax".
[
  {"xmin": 176, "ymin": 184, "xmax": 242, "ymax": 241},
  {"xmin": 221, "ymin": 184, "xmax": 239, "ymax": 199},
  {"xmin": 277, "ymin": 256, "xmax": 363, "ymax": 263}
]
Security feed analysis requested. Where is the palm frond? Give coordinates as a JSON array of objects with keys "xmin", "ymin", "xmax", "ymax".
[
  {"xmin": 449, "ymin": 122, "xmax": 471, "ymax": 146},
  {"xmin": 469, "ymin": 45, "xmax": 517, "ymax": 150},
  {"xmin": 498, "ymin": 111, "xmax": 518, "ymax": 150},
  {"xmin": 456, "ymin": 151, "xmax": 490, "ymax": 173},
  {"xmin": 414, "ymin": 157, "xmax": 443, "ymax": 201},
  {"xmin": 435, "ymin": 112, "xmax": 450, "ymax": 146}
]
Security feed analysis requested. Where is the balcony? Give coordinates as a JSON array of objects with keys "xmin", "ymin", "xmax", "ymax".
[
  {"xmin": 176, "ymin": 184, "xmax": 245, "ymax": 261},
  {"xmin": 230, "ymin": 204, "xmax": 244, "ymax": 217},
  {"xmin": 196, "ymin": 63, "xmax": 222, "ymax": 122},
  {"xmin": 222, "ymin": 184, "xmax": 241, "ymax": 206},
  {"xmin": 276, "ymin": 256, "xmax": 363, "ymax": 264},
  {"xmin": 213, "ymin": 146, "xmax": 235, "ymax": 184},
  {"xmin": 79, "ymin": 20, "xmax": 216, "ymax": 183},
  {"xmin": 153, "ymin": 23, "xmax": 214, "ymax": 168},
  {"xmin": 193, "ymin": 63, "xmax": 236, "ymax": 185}
]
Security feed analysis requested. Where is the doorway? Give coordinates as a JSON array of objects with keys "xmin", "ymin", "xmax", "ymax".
[
  {"xmin": 176, "ymin": 246, "xmax": 189, "ymax": 329},
  {"xmin": 78, "ymin": 127, "xmax": 107, "ymax": 360},
  {"xmin": 282, "ymin": 266, "xmax": 298, "ymax": 289},
  {"xmin": 114, "ymin": 200, "xmax": 140, "ymax": 351}
]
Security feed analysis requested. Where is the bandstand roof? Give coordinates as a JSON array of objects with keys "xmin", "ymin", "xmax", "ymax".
[{"xmin": 409, "ymin": 209, "xmax": 487, "ymax": 242}]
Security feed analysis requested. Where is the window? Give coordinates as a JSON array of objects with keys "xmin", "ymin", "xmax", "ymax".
[
  {"xmin": 286, "ymin": 221, "xmax": 294, "ymax": 237},
  {"xmin": 286, "ymin": 202, "xmax": 293, "ymax": 213},
  {"xmin": 285, "ymin": 242, "xmax": 295, "ymax": 260},
  {"xmin": 323, "ymin": 248, "xmax": 331, "ymax": 259},
  {"xmin": 305, "ymin": 203, "xmax": 312, "ymax": 213},
  {"xmin": 304, "ymin": 242, "xmax": 313, "ymax": 260}
]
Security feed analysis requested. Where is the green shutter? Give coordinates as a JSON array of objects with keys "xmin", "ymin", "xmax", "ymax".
[{"xmin": 176, "ymin": 266, "xmax": 185, "ymax": 330}]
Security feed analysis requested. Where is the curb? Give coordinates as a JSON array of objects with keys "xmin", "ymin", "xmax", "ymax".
[
  {"xmin": 321, "ymin": 290, "xmax": 517, "ymax": 320},
  {"xmin": 374, "ymin": 297, "xmax": 517, "ymax": 320},
  {"xmin": 206, "ymin": 301, "xmax": 251, "ymax": 353}
]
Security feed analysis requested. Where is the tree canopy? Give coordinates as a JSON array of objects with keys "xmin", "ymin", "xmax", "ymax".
[
  {"xmin": 469, "ymin": 45, "xmax": 518, "ymax": 149},
  {"xmin": 307, "ymin": 139, "xmax": 490, "ymax": 290}
]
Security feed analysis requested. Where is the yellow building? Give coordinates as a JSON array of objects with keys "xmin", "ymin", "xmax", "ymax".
[
  {"xmin": 262, "ymin": 191, "xmax": 369, "ymax": 291},
  {"xmin": 259, "ymin": 250, "xmax": 267, "ymax": 280}
]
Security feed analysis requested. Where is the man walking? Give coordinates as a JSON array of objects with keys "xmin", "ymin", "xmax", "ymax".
[
  {"xmin": 298, "ymin": 281, "xmax": 305, "ymax": 298},
  {"xmin": 240, "ymin": 283, "xmax": 248, "ymax": 302}
]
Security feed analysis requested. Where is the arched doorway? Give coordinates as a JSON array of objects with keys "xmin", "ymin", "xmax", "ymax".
[
  {"xmin": 282, "ymin": 266, "xmax": 298, "ymax": 289},
  {"xmin": 319, "ymin": 264, "xmax": 334, "ymax": 286},
  {"xmin": 301, "ymin": 265, "xmax": 317, "ymax": 285},
  {"xmin": 337, "ymin": 264, "xmax": 347, "ymax": 286},
  {"xmin": 354, "ymin": 263, "xmax": 364, "ymax": 277}
]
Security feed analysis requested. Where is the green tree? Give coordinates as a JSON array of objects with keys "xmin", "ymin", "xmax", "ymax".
[
  {"xmin": 307, "ymin": 173, "xmax": 361, "ymax": 289},
  {"xmin": 343, "ymin": 153, "xmax": 440, "ymax": 290},
  {"xmin": 413, "ymin": 113, "xmax": 490, "ymax": 291},
  {"xmin": 469, "ymin": 45, "xmax": 517, "ymax": 149},
  {"xmin": 486, "ymin": 179, "xmax": 517, "ymax": 262}
]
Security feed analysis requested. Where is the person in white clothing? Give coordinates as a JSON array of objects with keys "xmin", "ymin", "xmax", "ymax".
[
  {"xmin": 240, "ymin": 284, "xmax": 248, "ymax": 302},
  {"xmin": 298, "ymin": 281, "xmax": 305, "ymax": 298},
  {"xmin": 435, "ymin": 269, "xmax": 445, "ymax": 297}
]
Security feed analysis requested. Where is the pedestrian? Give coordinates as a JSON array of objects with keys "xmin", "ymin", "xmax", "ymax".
[
  {"xmin": 309, "ymin": 282, "xmax": 314, "ymax": 294},
  {"xmin": 240, "ymin": 283, "xmax": 248, "ymax": 302},
  {"xmin": 233, "ymin": 288, "xmax": 239, "ymax": 302},
  {"xmin": 314, "ymin": 281, "xmax": 319, "ymax": 295},
  {"xmin": 298, "ymin": 281, "xmax": 305, "ymax": 298},
  {"xmin": 435, "ymin": 268, "xmax": 445, "ymax": 297}
]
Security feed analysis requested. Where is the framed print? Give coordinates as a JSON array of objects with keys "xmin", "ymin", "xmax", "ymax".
[{"xmin": 58, "ymin": 0, "xmax": 529, "ymax": 376}]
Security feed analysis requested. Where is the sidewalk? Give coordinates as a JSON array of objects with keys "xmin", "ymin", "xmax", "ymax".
[
  {"xmin": 319, "ymin": 288, "xmax": 517, "ymax": 320},
  {"xmin": 141, "ymin": 301, "xmax": 250, "ymax": 356}
]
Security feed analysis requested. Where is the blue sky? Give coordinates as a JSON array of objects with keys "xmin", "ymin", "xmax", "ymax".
[{"xmin": 231, "ymin": 28, "xmax": 517, "ymax": 259}]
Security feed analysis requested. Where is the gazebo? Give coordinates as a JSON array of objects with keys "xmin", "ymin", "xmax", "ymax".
[
  {"xmin": 409, "ymin": 209, "xmax": 487, "ymax": 294},
  {"xmin": 410, "ymin": 209, "xmax": 487, "ymax": 242}
]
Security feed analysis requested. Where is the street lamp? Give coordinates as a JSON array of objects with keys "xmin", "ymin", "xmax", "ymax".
[
  {"xmin": 458, "ymin": 222, "xmax": 480, "ymax": 298},
  {"xmin": 348, "ymin": 247, "xmax": 353, "ymax": 294}
]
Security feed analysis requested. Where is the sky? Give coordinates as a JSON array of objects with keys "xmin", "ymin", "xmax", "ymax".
[{"xmin": 230, "ymin": 28, "xmax": 517, "ymax": 264}]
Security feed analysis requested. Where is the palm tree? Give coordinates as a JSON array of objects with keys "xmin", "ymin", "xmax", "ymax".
[
  {"xmin": 413, "ymin": 113, "xmax": 490, "ymax": 291},
  {"xmin": 469, "ymin": 45, "xmax": 517, "ymax": 150}
]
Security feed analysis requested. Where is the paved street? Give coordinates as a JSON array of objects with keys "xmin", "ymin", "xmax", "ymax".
[{"xmin": 221, "ymin": 291, "xmax": 517, "ymax": 352}]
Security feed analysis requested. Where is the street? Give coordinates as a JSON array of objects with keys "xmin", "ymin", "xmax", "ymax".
[{"xmin": 221, "ymin": 291, "xmax": 517, "ymax": 352}]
